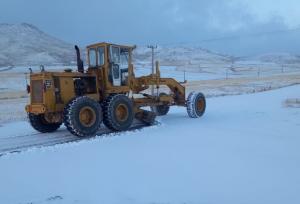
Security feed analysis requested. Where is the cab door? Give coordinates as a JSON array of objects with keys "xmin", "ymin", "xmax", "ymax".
[
  {"xmin": 110, "ymin": 46, "xmax": 121, "ymax": 86},
  {"xmin": 109, "ymin": 46, "xmax": 129, "ymax": 87}
]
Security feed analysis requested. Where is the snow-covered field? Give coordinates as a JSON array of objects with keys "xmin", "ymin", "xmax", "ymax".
[
  {"xmin": 0, "ymin": 64, "xmax": 300, "ymax": 124},
  {"xmin": 0, "ymin": 85, "xmax": 299, "ymax": 204}
]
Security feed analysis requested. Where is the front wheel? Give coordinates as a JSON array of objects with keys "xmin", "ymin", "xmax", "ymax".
[
  {"xmin": 186, "ymin": 92, "xmax": 206, "ymax": 118},
  {"xmin": 28, "ymin": 113, "xmax": 61, "ymax": 133}
]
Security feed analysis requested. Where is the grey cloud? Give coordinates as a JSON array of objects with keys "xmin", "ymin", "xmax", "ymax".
[{"xmin": 0, "ymin": 0, "xmax": 299, "ymax": 55}]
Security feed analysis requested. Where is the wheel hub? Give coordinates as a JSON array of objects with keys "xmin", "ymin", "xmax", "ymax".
[
  {"xmin": 79, "ymin": 106, "xmax": 96, "ymax": 127},
  {"xmin": 197, "ymin": 99, "xmax": 205, "ymax": 112},
  {"xmin": 115, "ymin": 104, "xmax": 129, "ymax": 122}
]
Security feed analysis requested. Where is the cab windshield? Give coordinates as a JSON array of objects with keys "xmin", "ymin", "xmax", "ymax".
[
  {"xmin": 89, "ymin": 46, "xmax": 105, "ymax": 67},
  {"xmin": 120, "ymin": 48, "xmax": 129, "ymax": 66},
  {"xmin": 89, "ymin": 49, "xmax": 97, "ymax": 67},
  {"xmin": 98, "ymin": 47, "xmax": 105, "ymax": 66}
]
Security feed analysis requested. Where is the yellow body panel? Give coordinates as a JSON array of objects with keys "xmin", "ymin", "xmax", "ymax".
[{"xmin": 59, "ymin": 77, "xmax": 75, "ymax": 105}]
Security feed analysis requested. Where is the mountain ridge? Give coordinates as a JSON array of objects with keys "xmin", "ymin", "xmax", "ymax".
[
  {"xmin": 0, "ymin": 23, "xmax": 75, "ymax": 67},
  {"xmin": 1, "ymin": 23, "xmax": 300, "ymax": 68}
]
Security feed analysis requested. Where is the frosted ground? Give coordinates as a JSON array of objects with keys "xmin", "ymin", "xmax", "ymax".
[
  {"xmin": 0, "ymin": 85, "xmax": 299, "ymax": 204},
  {"xmin": 0, "ymin": 56, "xmax": 300, "ymax": 203}
]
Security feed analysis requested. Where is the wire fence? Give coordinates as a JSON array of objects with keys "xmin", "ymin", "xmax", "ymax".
[{"xmin": 135, "ymin": 62, "xmax": 300, "ymax": 81}]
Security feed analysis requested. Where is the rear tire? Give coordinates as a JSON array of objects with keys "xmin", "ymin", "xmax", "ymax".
[
  {"xmin": 150, "ymin": 93, "xmax": 170, "ymax": 116},
  {"xmin": 28, "ymin": 113, "xmax": 61, "ymax": 133},
  {"xmin": 64, "ymin": 96, "xmax": 102, "ymax": 137},
  {"xmin": 187, "ymin": 92, "xmax": 206, "ymax": 118},
  {"xmin": 103, "ymin": 94, "xmax": 134, "ymax": 131}
]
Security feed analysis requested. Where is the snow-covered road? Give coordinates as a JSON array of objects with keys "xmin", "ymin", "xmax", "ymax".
[
  {"xmin": 0, "ymin": 121, "xmax": 148, "ymax": 155},
  {"xmin": 0, "ymin": 85, "xmax": 299, "ymax": 204}
]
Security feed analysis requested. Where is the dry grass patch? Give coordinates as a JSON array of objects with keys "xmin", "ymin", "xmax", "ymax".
[{"xmin": 284, "ymin": 98, "xmax": 300, "ymax": 108}]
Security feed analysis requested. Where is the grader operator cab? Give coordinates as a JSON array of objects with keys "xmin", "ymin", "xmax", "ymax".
[{"xmin": 25, "ymin": 42, "xmax": 206, "ymax": 137}]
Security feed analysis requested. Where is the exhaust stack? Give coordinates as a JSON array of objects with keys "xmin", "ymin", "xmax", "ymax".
[{"xmin": 75, "ymin": 45, "xmax": 84, "ymax": 73}]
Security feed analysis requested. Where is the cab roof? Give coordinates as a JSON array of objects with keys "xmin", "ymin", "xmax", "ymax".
[{"xmin": 86, "ymin": 42, "xmax": 135, "ymax": 49}]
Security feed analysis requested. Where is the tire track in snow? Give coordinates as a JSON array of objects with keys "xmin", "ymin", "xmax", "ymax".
[{"xmin": 0, "ymin": 121, "xmax": 155, "ymax": 156}]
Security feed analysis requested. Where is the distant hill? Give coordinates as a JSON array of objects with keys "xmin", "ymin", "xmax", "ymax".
[
  {"xmin": 0, "ymin": 23, "xmax": 234, "ymax": 68},
  {"xmin": 1, "ymin": 23, "xmax": 299, "ymax": 70},
  {"xmin": 133, "ymin": 45, "xmax": 233, "ymax": 69},
  {"xmin": 253, "ymin": 53, "xmax": 300, "ymax": 64},
  {"xmin": 0, "ymin": 23, "xmax": 75, "ymax": 67}
]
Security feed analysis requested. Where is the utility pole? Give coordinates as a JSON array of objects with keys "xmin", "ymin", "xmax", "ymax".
[{"xmin": 148, "ymin": 45, "xmax": 157, "ymax": 95}]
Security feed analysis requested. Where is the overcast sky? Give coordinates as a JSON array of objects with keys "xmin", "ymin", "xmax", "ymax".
[{"xmin": 1, "ymin": 0, "xmax": 300, "ymax": 55}]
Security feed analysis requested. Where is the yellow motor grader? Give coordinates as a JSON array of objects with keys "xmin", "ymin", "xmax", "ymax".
[{"xmin": 25, "ymin": 42, "xmax": 206, "ymax": 137}]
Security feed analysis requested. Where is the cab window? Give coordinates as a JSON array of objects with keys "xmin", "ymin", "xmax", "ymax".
[
  {"xmin": 89, "ymin": 49, "xmax": 97, "ymax": 67},
  {"xmin": 111, "ymin": 46, "xmax": 120, "ymax": 64},
  {"xmin": 97, "ymin": 47, "xmax": 105, "ymax": 66},
  {"xmin": 120, "ymin": 48, "xmax": 129, "ymax": 66}
]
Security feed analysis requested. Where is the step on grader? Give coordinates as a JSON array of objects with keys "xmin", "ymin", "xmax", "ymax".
[{"xmin": 25, "ymin": 42, "xmax": 206, "ymax": 137}]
